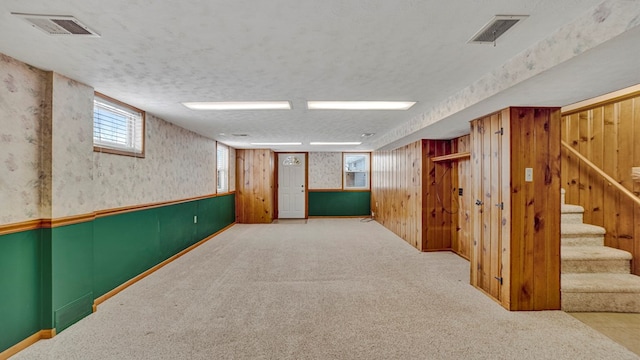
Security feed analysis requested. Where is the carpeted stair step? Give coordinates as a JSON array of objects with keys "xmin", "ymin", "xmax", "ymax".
[
  {"xmin": 561, "ymin": 246, "xmax": 632, "ymax": 273},
  {"xmin": 561, "ymin": 273, "xmax": 640, "ymax": 312},
  {"xmin": 561, "ymin": 204, "xmax": 584, "ymax": 224},
  {"xmin": 561, "ymin": 223, "xmax": 605, "ymax": 247}
]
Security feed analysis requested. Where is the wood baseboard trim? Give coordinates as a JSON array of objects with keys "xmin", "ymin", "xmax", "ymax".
[
  {"xmin": 40, "ymin": 329, "xmax": 56, "ymax": 339},
  {"xmin": 93, "ymin": 223, "xmax": 236, "ymax": 309},
  {"xmin": 452, "ymin": 251, "xmax": 470, "ymax": 261},
  {"xmin": 0, "ymin": 329, "xmax": 56, "ymax": 360}
]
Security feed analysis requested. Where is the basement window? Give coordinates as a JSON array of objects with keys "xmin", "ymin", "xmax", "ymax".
[
  {"xmin": 344, "ymin": 153, "xmax": 370, "ymax": 190},
  {"xmin": 217, "ymin": 143, "xmax": 229, "ymax": 193},
  {"xmin": 93, "ymin": 93, "xmax": 145, "ymax": 157}
]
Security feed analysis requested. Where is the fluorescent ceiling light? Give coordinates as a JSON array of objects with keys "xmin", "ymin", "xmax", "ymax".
[
  {"xmin": 307, "ymin": 101, "xmax": 416, "ymax": 110},
  {"xmin": 250, "ymin": 142, "xmax": 302, "ymax": 146},
  {"xmin": 310, "ymin": 142, "xmax": 362, "ymax": 146},
  {"xmin": 183, "ymin": 101, "xmax": 291, "ymax": 110}
]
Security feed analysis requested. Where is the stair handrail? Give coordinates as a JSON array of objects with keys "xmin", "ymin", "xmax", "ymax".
[{"xmin": 561, "ymin": 140, "xmax": 640, "ymax": 208}]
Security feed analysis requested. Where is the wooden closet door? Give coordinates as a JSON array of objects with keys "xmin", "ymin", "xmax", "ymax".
[{"xmin": 470, "ymin": 112, "xmax": 505, "ymax": 302}]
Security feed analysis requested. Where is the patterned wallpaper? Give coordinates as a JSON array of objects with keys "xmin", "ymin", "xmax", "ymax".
[
  {"xmin": 50, "ymin": 73, "xmax": 95, "ymax": 218},
  {"xmin": 0, "ymin": 53, "xmax": 222, "ymax": 225},
  {"xmin": 309, "ymin": 152, "xmax": 342, "ymax": 189},
  {"xmin": 0, "ymin": 54, "xmax": 48, "ymax": 224},
  {"xmin": 94, "ymin": 113, "xmax": 216, "ymax": 210}
]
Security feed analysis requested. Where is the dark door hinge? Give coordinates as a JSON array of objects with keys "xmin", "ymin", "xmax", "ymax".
[
  {"xmin": 494, "ymin": 276, "xmax": 503, "ymax": 285},
  {"xmin": 495, "ymin": 127, "xmax": 503, "ymax": 135},
  {"xmin": 495, "ymin": 202, "xmax": 504, "ymax": 210}
]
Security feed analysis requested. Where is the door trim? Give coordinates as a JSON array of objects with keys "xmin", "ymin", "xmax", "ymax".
[{"xmin": 274, "ymin": 152, "xmax": 308, "ymax": 219}]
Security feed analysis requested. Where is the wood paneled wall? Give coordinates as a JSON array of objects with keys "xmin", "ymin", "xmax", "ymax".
[
  {"xmin": 470, "ymin": 107, "xmax": 561, "ymax": 311},
  {"xmin": 235, "ymin": 149, "xmax": 275, "ymax": 223},
  {"xmin": 372, "ymin": 141, "xmax": 424, "ymax": 249},
  {"xmin": 451, "ymin": 135, "xmax": 471, "ymax": 259},
  {"xmin": 561, "ymin": 92, "xmax": 640, "ymax": 275},
  {"xmin": 508, "ymin": 107, "xmax": 561, "ymax": 310},
  {"xmin": 371, "ymin": 139, "xmax": 456, "ymax": 251}
]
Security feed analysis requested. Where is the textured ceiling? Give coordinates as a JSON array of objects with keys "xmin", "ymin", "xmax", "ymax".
[{"xmin": 0, "ymin": 0, "xmax": 638, "ymax": 152}]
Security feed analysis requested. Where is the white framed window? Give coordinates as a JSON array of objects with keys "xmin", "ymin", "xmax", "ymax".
[
  {"xmin": 217, "ymin": 143, "xmax": 229, "ymax": 193},
  {"xmin": 343, "ymin": 153, "xmax": 370, "ymax": 190},
  {"xmin": 93, "ymin": 93, "xmax": 145, "ymax": 157}
]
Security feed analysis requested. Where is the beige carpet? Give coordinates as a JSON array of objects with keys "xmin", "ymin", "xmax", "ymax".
[{"xmin": 13, "ymin": 219, "xmax": 639, "ymax": 359}]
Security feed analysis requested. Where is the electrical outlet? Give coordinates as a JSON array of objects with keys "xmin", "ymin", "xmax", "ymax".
[{"xmin": 193, "ymin": 215, "xmax": 198, "ymax": 224}]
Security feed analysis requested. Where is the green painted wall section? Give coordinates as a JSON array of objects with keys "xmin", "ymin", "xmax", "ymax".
[
  {"xmin": 308, "ymin": 191, "xmax": 371, "ymax": 216},
  {"xmin": 0, "ymin": 229, "xmax": 41, "ymax": 353},
  {"xmin": 0, "ymin": 194, "xmax": 235, "ymax": 353},
  {"xmin": 50, "ymin": 222, "xmax": 94, "ymax": 331},
  {"xmin": 93, "ymin": 194, "xmax": 236, "ymax": 298}
]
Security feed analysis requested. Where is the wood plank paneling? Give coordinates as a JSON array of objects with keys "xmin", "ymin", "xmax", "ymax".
[
  {"xmin": 452, "ymin": 135, "xmax": 472, "ymax": 260},
  {"xmin": 471, "ymin": 107, "xmax": 561, "ymax": 311},
  {"xmin": 373, "ymin": 141, "xmax": 424, "ymax": 250},
  {"xmin": 235, "ymin": 149, "xmax": 275, "ymax": 223},
  {"xmin": 561, "ymin": 92, "xmax": 640, "ymax": 275},
  {"xmin": 499, "ymin": 109, "xmax": 512, "ymax": 308},
  {"xmin": 489, "ymin": 113, "xmax": 501, "ymax": 300},
  {"xmin": 634, "ymin": 98, "xmax": 640, "ymax": 275},
  {"xmin": 618, "ymin": 100, "xmax": 635, "ymax": 256},
  {"xmin": 603, "ymin": 104, "xmax": 620, "ymax": 249},
  {"xmin": 470, "ymin": 121, "xmax": 480, "ymax": 285},
  {"xmin": 590, "ymin": 108, "xmax": 605, "ymax": 227},
  {"xmin": 372, "ymin": 139, "xmax": 454, "ymax": 252}
]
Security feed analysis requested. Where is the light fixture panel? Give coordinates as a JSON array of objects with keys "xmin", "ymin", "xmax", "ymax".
[
  {"xmin": 307, "ymin": 101, "xmax": 416, "ymax": 110},
  {"xmin": 183, "ymin": 101, "xmax": 292, "ymax": 110},
  {"xmin": 310, "ymin": 142, "xmax": 362, "ymax": 146},
  {"xmin": 250, "ymin": 142, "xmax": 302, "ymax": 146}
]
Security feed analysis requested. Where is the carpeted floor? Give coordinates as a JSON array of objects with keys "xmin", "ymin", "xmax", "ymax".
[{"xmin": 13, "ymin": 219, "xmax": 639, "ymax": 359}]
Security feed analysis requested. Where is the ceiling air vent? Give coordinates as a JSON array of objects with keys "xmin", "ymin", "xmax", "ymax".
[
  {"xmin": 12, "ymin": 13, "xmax": 100, "ymax": 37},
  {"xmin": 468, "ymin": 15, "xmax": 527, "ymax": 44}
]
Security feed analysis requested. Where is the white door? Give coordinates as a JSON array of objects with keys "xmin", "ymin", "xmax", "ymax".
[{"xmin": 278, "ymin": 153, "xmax": 306, "ymax": 218}]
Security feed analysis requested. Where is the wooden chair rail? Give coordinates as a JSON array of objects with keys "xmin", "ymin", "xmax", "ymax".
[{"xmin": 561, "ymin": 140, "xmax": 640, "ymax": 208}]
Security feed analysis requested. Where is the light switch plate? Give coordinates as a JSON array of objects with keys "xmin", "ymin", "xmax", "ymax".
[{"xmin": 525, "ymin": 168, "xmax": 533, "ymax": 182}]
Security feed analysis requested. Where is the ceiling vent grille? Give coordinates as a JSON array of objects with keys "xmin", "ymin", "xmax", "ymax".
[
  {"xmin": 468, "ymin": 15, "xmax": 528, "ymax": 44},
  {"xmin": 12, "ymin": 13, "xmax": 100, "ymax": 37}
]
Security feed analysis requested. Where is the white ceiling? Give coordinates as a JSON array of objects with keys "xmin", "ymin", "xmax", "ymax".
[{"xmin": 1, "ymin": 0, "xmax": 638, "ymax": 152}]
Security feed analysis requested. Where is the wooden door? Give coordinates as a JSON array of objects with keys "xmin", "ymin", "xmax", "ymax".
[
  {"xmin": 277, "ymin": 153, "xmax": 307, "ymax": 218},
  {"xmin": 470, "ymin": 111, "xmax": 505, "ymax": 302},
  {"xmin": 235, "ymin": 149, "xmax": 275, "ymax": 223}
]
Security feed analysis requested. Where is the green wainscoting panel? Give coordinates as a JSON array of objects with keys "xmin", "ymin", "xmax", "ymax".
[
  {"xmin": 1, "ymin": 194, "xmax": 236, "ymax": 353},
  {"xmin": 0, "ymin": 229, "xmax": 41, "ymax": 353},
  {"xmin": 93, "ymin": 194, "xmax": 236, "ymax": 298},
  {"xmin": 93, "ymin": 207, "xmax": 160, "ymax": 298},
  {"xmin": 210, "ymin": 194, "xmax": 236, "ymax": 232},
  {"xmin": 308, "ymin": 191, "xmax": 371, "ymax": 216},
  {"xmin": 158, "ymin": 201, "xmax": 198, "ymax": 259},
  {"xmin": 50, "ymin": 222, "xmax": 94, "ymax": 331}
]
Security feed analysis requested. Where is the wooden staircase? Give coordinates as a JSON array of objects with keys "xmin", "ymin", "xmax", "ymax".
[{"xmin": 561, "ymin": 189, "xmax": 640, "ymax": 312}]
